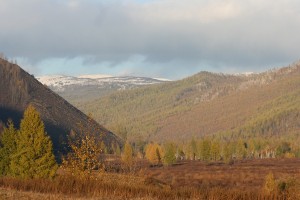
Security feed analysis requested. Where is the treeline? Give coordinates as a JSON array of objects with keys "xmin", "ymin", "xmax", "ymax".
[
  {"xmin": 129, "ymin": 136, "xmax": 300, "ymax": 167},
  {"xmin": 125, "ymin": 89, "xmax": 300, "ymax": 165},
  {"xmin": 1, "ymin": 106, "xmax": 299, "ymax": 178}
]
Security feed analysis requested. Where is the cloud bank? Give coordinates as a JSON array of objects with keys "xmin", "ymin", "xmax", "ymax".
[{"xmin": 1, "ymin": 0, "xmax": 300, "ymax": 79}]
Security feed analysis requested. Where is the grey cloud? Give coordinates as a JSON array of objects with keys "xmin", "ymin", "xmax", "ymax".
[{"xmin": 0, "ymin": 0, "xmax": 300, "ymax": 78}]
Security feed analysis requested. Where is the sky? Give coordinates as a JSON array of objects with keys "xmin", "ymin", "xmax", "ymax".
[{"xmin": 1, "ymin": 0, "xmax": 300, "ymax": 80}]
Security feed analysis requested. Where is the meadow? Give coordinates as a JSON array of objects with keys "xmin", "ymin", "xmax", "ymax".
[
  {"xmin": 144, "ymin": 158, "xmax": 300, "ymax": 190},
  {"xmin": 1, "ymin": 158, "xmax": 300, "ymax": 199}
]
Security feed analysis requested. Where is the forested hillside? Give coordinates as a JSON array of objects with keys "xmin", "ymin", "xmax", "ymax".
[{"xmin": 77, "ymin": 62, "xmax": 300, "ymax": 143}]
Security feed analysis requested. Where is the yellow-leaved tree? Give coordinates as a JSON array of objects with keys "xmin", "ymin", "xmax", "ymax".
[
  {"xmin": 121, "ymin": 142, "xmax": 134, "ymax": 170},
  {"xmin": 63, "ymin": 116, "xmax": 104, "ymax": 177},
  {"xmin": 145, "ymin": 143, "xmax": 163, "ymax": 165}
]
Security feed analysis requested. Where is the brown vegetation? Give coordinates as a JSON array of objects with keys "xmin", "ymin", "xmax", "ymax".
[
  {"xmin": 0, "ymin": 158, "xmax": 300, "ymax": 199},
  {"xmin": 144, "ymin": 158, "xmax": 300, "ymax": 190}
]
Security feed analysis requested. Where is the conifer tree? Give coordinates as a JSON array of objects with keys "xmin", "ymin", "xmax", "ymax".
[
  {"xmin": 210, "ymin": 140, "xmax": 221, "ymax": 161},
  {"xmin": 163, "ymin": 143, "xmax": 176, "ymax": 166},
  {"xmin": 10, "ymin": 105, "xmax": 58, "ymax": 179},
  {"xmin": 122, "ymin": 142, "xmax": 134, "ymax": 169},
  {"xmin": 236, "ymin": 139, "xmax": 247, "ymax": 159},
  {"xmin": 199, "ymin": 139, "xmax": 211, "ymax": 161},
  {"xmin": 190, "ymin": 137, "xmax": 198, "ymax": 160},
  {"xmin": 0, "ymin": 120, "xmax": 17, "ymax": 176},
  {"xmin": 112, "ymin": 142, "xmax": 121, "ymax": 156},
  {"xmin": 100, "ymin": 141, "xmax": 108, "ymax": 154},
  {"xmin": 156, "ymin": 148, "xmax": 162, "ymax": 163},
  {"xmin": 222, "ymin": 142, "xmax": 233, "ymax": 163},
  {"xmin": 116, "ymin": 144, "xmax": 121, "ymax": 156}
]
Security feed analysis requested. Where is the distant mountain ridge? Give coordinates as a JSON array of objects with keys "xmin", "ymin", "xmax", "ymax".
[
  {"xmin": 37, "ymin": 74, "xmax": 169, "ymax": 91},
  {"xmin": 37, "ymin": 74, "xmax": 170, "ymax": 104},
  {"xmin": 0, "ymin": 58, "xmax": 121, "ymax": 156}
]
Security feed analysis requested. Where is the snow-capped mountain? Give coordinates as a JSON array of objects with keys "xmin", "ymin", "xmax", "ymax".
[
  {"xmin": 37, "ymin": 75, "xmax": 168, "ymax": 92},
  {"xmin": 37, "ymin": 74, "xmax": 170, "ymax": 103}
]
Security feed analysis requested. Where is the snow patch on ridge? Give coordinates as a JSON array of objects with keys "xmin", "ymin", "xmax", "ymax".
[
  {"xmin": 37, "ymin": 74, "xmax": 169, "ymax": 92},
  {"xmin": 78, "ymin": 74, "xmax": 113, "ymax": 79}
]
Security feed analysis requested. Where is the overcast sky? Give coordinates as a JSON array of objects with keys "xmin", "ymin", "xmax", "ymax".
[{"xmin": 1, "ymin": 0, "xmax": 300, "ymax": 79}]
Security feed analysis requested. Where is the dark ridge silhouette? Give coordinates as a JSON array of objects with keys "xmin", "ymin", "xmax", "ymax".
[{"xmin": 0, "ymin": 58, "xmax": 122, "ymax": 156}]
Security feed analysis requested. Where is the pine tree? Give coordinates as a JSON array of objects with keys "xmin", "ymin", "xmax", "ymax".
[
  {"xmin": 236, "ymin": 139, "xmax": 247, "ymax": 159},
  {"xmin": 163, "ymin": 143, "xmax": 176, "ymax": 166},
  {"xmin": 156, "ymin": 148, "xmax": 162, "ymax": 164},
  {"xmin": 0, "ymin": 120, "xmax": 17, "ymax": 176},
  {"xmin": 10, "ymin": 105, "xmax": 58, "ymax": 179},
  {"xmin": 210, "ymin": 140, "xmax": 221, "ymax": 161},
  {"xmin": 100, "ymin": 141, "xmax": 108, "ymax": 154},
  {"xmin": 222, "ymin": 142, "xmax": 233, "ymax": 163},
  {"xmin": 112, "ymin": 142, "xmax": 121, "ymax": 156},
  {"xmin": 190, "ymin": 137, "xmax": 198, "ymax": 160},
  {"xmin": 199, "ymin": 139, "xmax": 211, "ymax": 161}
]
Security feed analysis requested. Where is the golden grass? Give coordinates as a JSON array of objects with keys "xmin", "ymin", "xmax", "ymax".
[
  {"xmin": 0, "ymin": 187, "xmax": 81, "ymax": 200},
  {"xmin": 1, "ymin": 159, "xmax": 300, "ymax": 199},
  {"xmin": 144, "ymin": 159, "xmax": 300, "ymax": 190},
  {"xmin": 0, "ymin": 173, "xmax": 297, "ymax": 200}
]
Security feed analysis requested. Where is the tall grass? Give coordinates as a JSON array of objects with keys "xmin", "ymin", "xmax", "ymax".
[{"xmin": 0, "ymin": 173, "xmax": 297, "ymax": 200}]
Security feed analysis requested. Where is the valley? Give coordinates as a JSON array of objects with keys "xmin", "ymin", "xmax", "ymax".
[{"xmin": 1, "ymin": 58, "xmax": 300, "ymax": 199}]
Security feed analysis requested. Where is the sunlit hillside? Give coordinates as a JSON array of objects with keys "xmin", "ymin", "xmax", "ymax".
[{"xmin": 76, "ymin": 62, "xmax": 300, "ymax": 142}]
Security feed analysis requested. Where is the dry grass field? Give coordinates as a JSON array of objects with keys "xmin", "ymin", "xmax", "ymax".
[
  {"xmin": 144, "ymin": 158, "xmax": 300, "ymax": 190},
  {"xmin": 0, "ymin": 187, "xmax": 78, "ymax": 200},
  {"xmin": 0, "ymin": 158, "xmax": 300, "ymax": 199}
]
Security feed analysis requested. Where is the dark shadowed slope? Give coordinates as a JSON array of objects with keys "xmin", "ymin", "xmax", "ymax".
[{"xmin": 0, "ymin": 58, "xmax": 121, "ymax": 155}]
